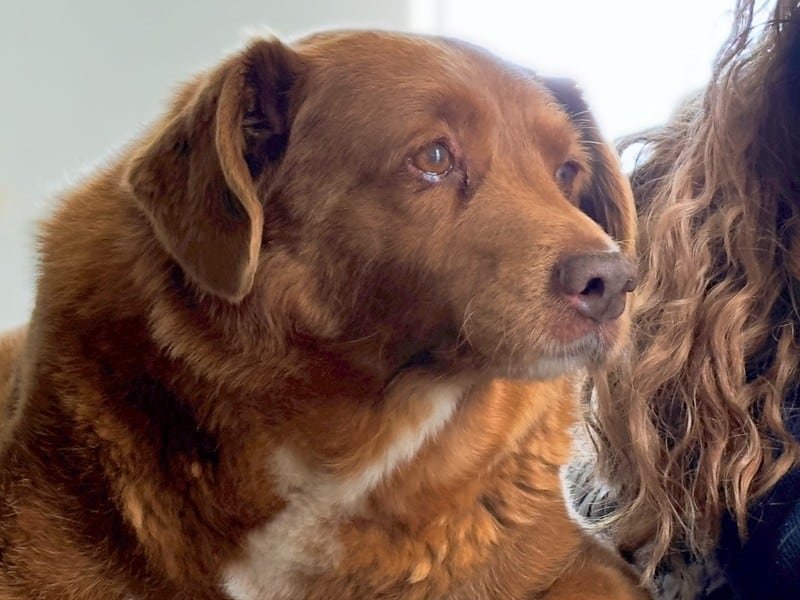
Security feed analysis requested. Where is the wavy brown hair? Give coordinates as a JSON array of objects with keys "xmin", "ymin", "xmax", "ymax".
[{"xmin": 590, "ymin": 0, "xmax": 800, "ymax": 578}]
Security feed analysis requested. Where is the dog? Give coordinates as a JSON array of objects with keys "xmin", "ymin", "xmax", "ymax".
[{"xmin": 0, "ymin": 30, "xmax": 644, "ymax": 599}]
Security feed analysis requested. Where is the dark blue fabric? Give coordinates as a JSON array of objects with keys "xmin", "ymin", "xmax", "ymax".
[{"xmin": 716, "ymin": 397, "xmax": 800, "ymax": 599}]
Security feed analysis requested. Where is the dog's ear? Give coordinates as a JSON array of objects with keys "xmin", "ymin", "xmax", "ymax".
[
  {"xmin": 126, "ymin": 38, "xmax": 301, "ymax": 302},
  {"xmin": 542, "ymin": 77, "xmax": 637, "ymax": 256}
]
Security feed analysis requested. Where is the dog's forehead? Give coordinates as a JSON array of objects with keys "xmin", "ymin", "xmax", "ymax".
[{"xmin": 295, "ymin": 31, "xmax": 551, "ymax": 108}]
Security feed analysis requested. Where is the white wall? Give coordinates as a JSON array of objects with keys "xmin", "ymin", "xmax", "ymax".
[{"xmin": 0, "ymin": 1, "xmax": 410, "ymax": 330}]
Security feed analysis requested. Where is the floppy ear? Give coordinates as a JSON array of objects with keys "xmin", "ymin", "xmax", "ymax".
[
  {"xmin": 542, "ymin": 77, "xmax": 637, "ymax": 257},
  {"xmin": 126, "ymin": 38, "xmax": 301, "ymax": 302}
]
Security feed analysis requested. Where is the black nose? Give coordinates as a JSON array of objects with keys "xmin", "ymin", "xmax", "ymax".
[{"xmin": 553, "ymin": 252, "xmax": 637, "ymax": 322}]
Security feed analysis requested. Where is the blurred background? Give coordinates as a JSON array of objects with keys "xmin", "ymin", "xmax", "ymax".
[{"xmin": 0, "ymin": 0, "xmax": 734, "ymax": 330}]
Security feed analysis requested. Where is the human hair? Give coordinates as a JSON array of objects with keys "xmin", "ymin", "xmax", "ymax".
[{"xmin": 590, "ymin": 0, "xmax": 800, "ymax": 578}]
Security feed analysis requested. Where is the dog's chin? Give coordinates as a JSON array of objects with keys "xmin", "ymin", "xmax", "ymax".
[
  {"xmin": 400, "ymin": 318, "xmax": 624, "ymax": 382},
  {"xmin": 471, "ymin": 324, "xmax": 622, "ymax": 382}
]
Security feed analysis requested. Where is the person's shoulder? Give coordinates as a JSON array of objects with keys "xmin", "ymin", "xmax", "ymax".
[{"xmin": 717, "ymin": 450, "xmax": 800, "ymax": 598}]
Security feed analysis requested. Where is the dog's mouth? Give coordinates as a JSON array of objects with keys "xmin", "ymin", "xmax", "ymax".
[{"xmin": 398, "ymin": 318, "xmax": 621, "ymax": 382}]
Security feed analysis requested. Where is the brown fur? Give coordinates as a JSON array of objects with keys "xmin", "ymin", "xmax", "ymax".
[
  {"xmin": 0, "ymin": 327, "xmax": 25, "ymax": 449},
  {"xmin": 0, "ymin": 31, "xmax": 644, "ymax": 599}
]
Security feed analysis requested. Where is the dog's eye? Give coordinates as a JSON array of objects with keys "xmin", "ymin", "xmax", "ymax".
[
  {"xmin": 411, "ymin": 142, "xmax": 453, "ymax": 177},
  {"xmin": 556, "ymin": 160, "xmax": 581, "ymax": 195}
]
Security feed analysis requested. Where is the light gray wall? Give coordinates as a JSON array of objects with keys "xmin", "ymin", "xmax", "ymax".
[{"xmin": 0, "ymin": 0, "xmax": 410, "ymax": 330}]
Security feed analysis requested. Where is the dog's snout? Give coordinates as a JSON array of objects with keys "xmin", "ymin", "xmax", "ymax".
[{"xmin": 554, "ymin": 253, "xmax": 637, "ymax": 322}]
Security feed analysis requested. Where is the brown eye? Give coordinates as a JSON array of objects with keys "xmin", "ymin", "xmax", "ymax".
[
  {"xmin": 411, "ymin": 142, "xmax": 453, "ymax": 177},
  {"xmin": 556, "ymin": 160, "xmax": 581, "ymax": 195}
]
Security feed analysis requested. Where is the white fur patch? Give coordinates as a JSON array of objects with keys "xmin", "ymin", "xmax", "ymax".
[
  {"xmin": 523, "ymin": 354, "xmax": 586, "ymax": 380},
  {"xmin": 221, "ymin": 381, "xmax": 464, "ymax": 600}
]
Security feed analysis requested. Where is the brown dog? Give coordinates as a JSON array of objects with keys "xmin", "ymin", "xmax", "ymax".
[{"xmin": 0, "ymin": 31, "xmax": 644, "ymax": 599}]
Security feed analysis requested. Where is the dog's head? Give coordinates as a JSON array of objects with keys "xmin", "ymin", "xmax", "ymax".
[{"xmin": 126, "ymin": 32, "xmax": 636, "ymax": 381}]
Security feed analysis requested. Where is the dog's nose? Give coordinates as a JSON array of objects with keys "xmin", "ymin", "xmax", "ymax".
[{"xmin": 553, "ymin": 252, "xmax": 637, "ymax": 322}]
